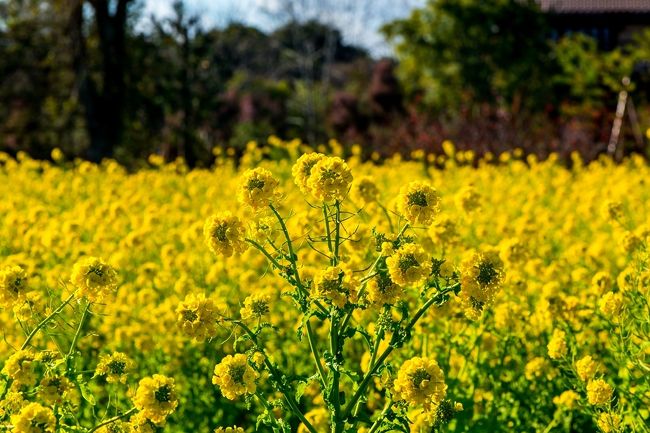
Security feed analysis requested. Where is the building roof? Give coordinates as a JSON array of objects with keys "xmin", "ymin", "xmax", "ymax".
[{"xmin": 538, "ymin": 0, "xmax": 650, "ymax": 13}]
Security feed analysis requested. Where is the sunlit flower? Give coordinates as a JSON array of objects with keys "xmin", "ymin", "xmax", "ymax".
[
  {"xmin": 95, "ymin": 352, "xmax": 135, "ymax": 384},
  {"xmin": 204, "ymin": 212, "xmax": 248, "ymax": 257},
  {"xmin": 238, "ymin": 168, "xmax": 280, "ymax": 210},
  {"xmin": 306, "ymin": 156, "xmax": 353, "ymax": 202},
  {"xmin": 212, "ymin": 354, "xmax": 258, "ymax": 400},
  {"xmin": 0, "ymin": 265, "xmax": 28, "ymax": 308},
  {"xmin": 586, "ymin": 379, "xmax": 613, "ymax": 406},
  {"xmin": 133, "ymin": 375, "xmax": 179, "ymax": 424},
  {"xmin": 70, "ymin": 257, "xmax": 118, "ymax": 302},
  {"xmin": 386, "ymin": 243, "xmax": 431, "ymax": 286},
  {"xmin": 176, "ymin": 293, "xmax": 220, "ymax": 340},
  {"xmin": 397, "ymin": 181, "xmax": 440, "ymax": 226},
  {"xmin": 11, "ymin": 403, "xmax": 56, "ymax": 433},
  {"xmin": 394, "ymin": 356, "xmax": 447, "ymax": 408}
]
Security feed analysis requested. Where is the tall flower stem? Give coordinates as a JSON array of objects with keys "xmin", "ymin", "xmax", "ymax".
[
  {"xmin": 233, "ymin": 321, "xmax": 318, "ymax": 433},
  {"xmin": 0, "ymin": 293, "xmax": 76, "ymax": 401}
]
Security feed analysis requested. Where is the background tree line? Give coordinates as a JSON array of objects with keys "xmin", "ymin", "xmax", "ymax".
[{"xmin": 1, "ymin": 0, "xmax": 649, "ymax": 166}]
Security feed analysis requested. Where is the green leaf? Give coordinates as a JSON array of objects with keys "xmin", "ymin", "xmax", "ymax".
[
  {"xmin": 77, "ymin": 379, "xmax": 96, "ymax": 406},
  {"xmin": 295, "ymin": 381, "xmax": 308, "ymax": 402}
]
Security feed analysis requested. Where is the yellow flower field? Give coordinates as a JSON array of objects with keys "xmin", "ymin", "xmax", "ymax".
[{"xmin": 0, "ymin": 141, "xmax": 649, "ymax": 433}]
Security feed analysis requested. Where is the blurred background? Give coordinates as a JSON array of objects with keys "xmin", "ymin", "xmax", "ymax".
[{"xmin": 1, "ymin": 0, "xmax": 650, "ymax": 166}]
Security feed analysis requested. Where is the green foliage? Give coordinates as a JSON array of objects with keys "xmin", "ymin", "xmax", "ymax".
[
  {"xmin": 382, "ymin": 0, "xmax": 554, "ymax": 111},
  {"xmin": 551, "ymin": 33, "xmax": 638, "ymax": 114}
]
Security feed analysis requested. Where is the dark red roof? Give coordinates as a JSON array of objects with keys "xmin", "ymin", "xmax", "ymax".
[{"xmin": 538, "ymin": 0, "xmax": 650, "ymax": 13}]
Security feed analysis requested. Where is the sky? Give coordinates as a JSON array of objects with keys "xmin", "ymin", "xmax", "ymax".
[{"xmin": 142, "ymin": 0, "xmax": 425, "ymax": 56}]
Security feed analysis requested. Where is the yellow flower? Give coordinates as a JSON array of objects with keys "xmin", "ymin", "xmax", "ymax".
[
  {"xmin": 51, "ymin": 147, "xmax": 64, "ymax": 162},
  {"xmin": 251, "ymin": 352, "xmax": 265, "ymax": 368},
  {"xmin": 133, "ymin": 375, "xmax": 179, "ymax": 424},
  {"xmin": 547, "ymin": 329, "xmax": 568, "ymax": 360},
  {"xmin": 605, "ymin": 201, "xmax": 623, "ymax": 220},
  {"xmin": 129, "ymin": 413, "xmax": 157, "ymax": 433},
  {"xmin": 366, "ymin": 273, "xmax": 403, "ymax": 306},
  {"xmin": 493, "ymin": 301, "xmax": 522, "ymax": 330},
  {"xmin": 312, "ymin": 266, "xmax": 357, "ymax": 308},
  {"xmin": 176, "ymin": 293, "xmax": 220, "ymax": 340},
  {"xmin": 240, "ymin": 293, "xmax": 271, "ymax": 319},
  {"xmin": 397, "ymin": 181, "xmax": 440, "ymax": 226},
  {"xmin": 95, "ymin": 352, "xmax": 135, "ymax": 384},
  {"xmin": 2, "ymin": 349, "xmax": 37, "ymax": 387},
  {"xmin": 591, "ymin": 272, "xmax": 612, "ymax": 295},
  {"xmin": 11, "ymin": 402, "xmax": 56, "ymax": 433},
  {"xmin": 70, "ymin": 256, "xmax": 118, "ymax": 303},
  {"xmin": 306, "ymin": 156, "xmax": 353, "ymax": 202},
  {"xmin": 499, "ymin": 237, "xmax": 528, "ymax": 264},
  {"xmin": 238, "ymin": 167, "xmax": 280, "ymax": 210},
  {"xmin": 599, "ymin": 292, "xmax": 624, "ymax": 318},
  {"xmin": 250, "ymin": 216, "xmax": 275, "ymax": 241},
  {"xmin": 38, "ymin": 376, "xmax": 74, "ymax": 405},
  {"xmin": 597, "ymin": 412, "xmax": 622, "ymax": 433},
  {"xmin": 621, "ymin": 231, "xmax": 642, "ymax": 253},
  {"xmin": 428, "ymin": 215, "xmax": 458, "ymax": 245},
  {"xmin": 586, "ymin": 379, "xmax": 613, "ymax": 406},
  {"xmin": 292, "ymin": 152, "xmax": 325, "ymax": 195},
  {"xmin": 386, "ymin": 243, "xmax": 431, "ymax": 286},
  {"xmin": 0, "ymin": 391, "xmax": 25, "ymax": 418},
  {"xmin": 553, "ymin": 390, "xmax": 579, "ymax": 409},
  {"xmin": 394, "ymin": 356, "xmax": 447, "ymax": 408},
  {"xmin": 425, "ymin": 400, "xmax": 463, "ymax": 431},
  {"xmin": 350, "ymin": 175, "xmax": 379, "ymax": 206},
  {"xmin": 13, "ymin": 291, "xmax": 44, "ymax": 322},
  {"xmin": 575, "ymin": 355, "xmax": 599, "ymax": 382},
  {"xmin": 0, "ymin": 265, "xmax": 28, "ymax": 308},
  {"xmin": 456, "ymin": 185, "xmax": 480, "ymax": 212},
  {"xmin": 212, "ymin": 354, "xmax": 258, "ymax": 400},
  {"xmin": 524, "ymin": 357, "xmax": 547, "ymax": 380},
  {"xmin": 459, "ymin": 248, "xmax": 504, "ymax": 320},
  {"xmin": 203, "ymin": 212, "xmax": 248, "ymax": 257}
]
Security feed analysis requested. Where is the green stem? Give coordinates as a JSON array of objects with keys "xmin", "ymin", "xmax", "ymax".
[
  {"xmin": 67, "ymin": 301, "xmax": 90, "ymax": 373},
  {"xmin": 246, "ymin": 238, "xmax": 283, "ymax": 269},
  {"xmin": 233, "ymin": 321, "xmax": 318, "ymax": 433},
  {"xmin": 0, "ymin": 294, "xmax": 76, "ymax": 401},
  {"xmin": 323, "ymin": 204, "xmax": 334, "ymax": 262},
  {"xmin": 21, "ymin": 293, "xmax": 75, "ymax": 350},
  {"xmin": 268, "ymin": 205, "xmax": 328, "ymax": 316},
  {"xmin": 333, "ymin": 201, "xmax": 341, "ymax": 265},
  {"xmin": 270, "ymin": 204, "xmax": 303, "ymax": 287},
  {"xmin": 306, "ymin": 320, "xmax": 327, "ymax": 389},
  {"xmin": 87, "ymin": 407, "xmax": 137, "ymax": 433},
  {"xmin": 338, "ymin": 223, "xmax": 410, "ymax": 337},
  {"xmin": 367, "ymin": 399, "xmax": 394, "ymax": 433},
  {"xmin": 329, "ymin": 310, "xmax": 343, "ymax": 433},
  {"xmin": 377, "ymin": 202, "xmax": 394, "ymax": 233},
  {"xmin": 344, "ymin": 294, "xmax": 440, "ymax": 418},
  {"xmin": 352, "ymin": 313, "xmax": 386, "ymax": 418},
  {"xmin": 255, "ymin": 391, "xmax": 284, "ymax": 431}
]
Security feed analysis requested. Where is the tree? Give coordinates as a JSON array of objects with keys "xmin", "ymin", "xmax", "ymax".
[
  {"xmin": 0, "ymin": 1, "xmax": 82, "ymax": 158},
  {"xmin": 68, "ymin": 0, "xmax": 137, "ymax": 162},
  {"xmin": 382, "ymin": 0, "xmax": 554, "ymax": 112}
]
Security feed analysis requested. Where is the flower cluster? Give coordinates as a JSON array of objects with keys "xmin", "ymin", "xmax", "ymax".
[
  {"xmin": 70, "ymin": 256, "xmax": 118, "ymax": 302},
  {"xmin": 394, "ymin": 357, "xmax": 447, "ymax": 409},
  {"xmin": 176, "ymin": 293, "xmax": 220, "ymax": 340},
  {"xmin": 212, "ymin": 354, "xmax": 258, "ymax": 400},
  {"xmin": 203, "ymin": 212, "xmax": 248, "ymax": 257},
  {"xmin": 133, "ymin": 375, "xmax": 179, "ymax": 425}
]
